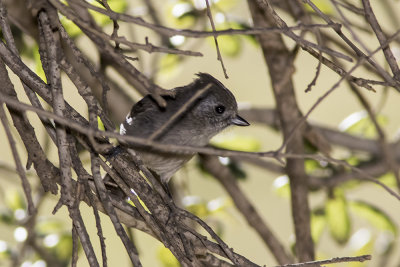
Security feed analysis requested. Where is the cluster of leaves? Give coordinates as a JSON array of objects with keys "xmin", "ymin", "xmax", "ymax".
[
  {"xmin": 274, "ymin": 111, "xmax": 398, "ymax": 264},
  {"xmin": 0, "ymin": 190, "xmax": 73, "ymax": 267}
]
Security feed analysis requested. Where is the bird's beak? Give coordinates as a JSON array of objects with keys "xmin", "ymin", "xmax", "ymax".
[{"xmin": 231, "ymin": 115, "xmax": 250, "ymax": 126}]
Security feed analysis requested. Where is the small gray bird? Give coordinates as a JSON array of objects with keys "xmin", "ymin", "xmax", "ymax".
[{"xmin": 120, "ymin": 73, "xmax": 249, "ymax": 191}]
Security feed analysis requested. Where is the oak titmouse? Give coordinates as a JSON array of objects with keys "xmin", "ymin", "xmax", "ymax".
[{"xmin": 120, "ymin": 73, "xmax": 249, "ymax": 190}]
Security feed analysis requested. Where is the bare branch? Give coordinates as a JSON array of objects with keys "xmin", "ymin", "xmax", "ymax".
[
  {"xmin": 90, "ymin": 154, "xmax": 142, "ymax": 266},
  {"xmin": 276, "ymin": 254, "xmax": 371, "ymax": 267},
  {"xmin": 0, "ymin": 104, "xmax": 35, "ymax": 214},
  {"xmin": 200, "ymin": 154, "xmax": 293, "ymax": 265},
  {"xmin": 362, "ymin": 0, "xmax": 400, "ymax": 80}
]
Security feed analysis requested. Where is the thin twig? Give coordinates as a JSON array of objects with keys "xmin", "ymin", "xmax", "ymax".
[
  {"xmin": 100, "ymin": 0, "xmax": 121, "ymax": 49},
  {"xmin": 71, "ymin": 226, "xmax": 79, "ymax": 267},
  {"xmin": 50, "ymin": 1, "xmax": 174, "ymax": 108},
  {"xmin": 304, "ymin": 30, "xmax": 323, "ymax": 93},
  {"xmin": 361, "ymin": 0, "xmax": 400, "ymax": 80},
  {"xmin": 200, "ymin": 154, "xmax": 293, "ymax": 265},
  {"xmin": 69, "ymin": 144, "xmax": 109, "ymax": 267},
  {"xmin": 99, "ymin": 158, "xmax": 193, "ymax": 265},
  {"xmin": 2, "ymin": 89, "xmax": 400, "ymax": 204},
  {"xmin": 62, "ymin": 0, "xmax": 352, "ymax": 61},
  {"xmin": 303, "ymin": 0, "xmax": 400, "ymax": 90},
  {"xmin": 275, "ymin": 27, "xmax": 400, "ymax": 156},
  {"xmin": 39, "ymin": 10, "xmax": 100, "ymax": 267},
  {"xmin": 177, "ymin": 208, "xmax": 242, "ymax": 266},
  {"xmin": 275, "ymin": 254, "xmax": 371, "ymax": 267},
  {"xmin": 50, "ymin": 0, "xmax": 202, "ymax": 57},
  {"xmin": 90, "ymin": 154, "xmax": 142, "ymax": 266},
  {"xmin": 0, "ymin": 104, "xmax": 35, "ymax": 215},
  {"xmin": 204, "ymin": 0, "xmax": 228, "ymax": 78},
  {"xmin": 0, "ymin": 0, "xmax": 58, "ymax": 142},
  {"xmin": 39, "ymin": 10, "xmax": 74, "ymax": 206}
]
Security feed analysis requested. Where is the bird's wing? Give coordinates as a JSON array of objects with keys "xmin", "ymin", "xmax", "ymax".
[
  {"xmin": 121, "ymin": 95, "xmax": 166, "ymax": 137},
  {"xmin": 129, "ymin": 95, "xmax": 157, "ymax": 117}
]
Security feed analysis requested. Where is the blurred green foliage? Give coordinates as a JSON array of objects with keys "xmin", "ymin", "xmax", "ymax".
[
  {"xmin": 303, "ymin": 0, "xmax": 334, "ymax": 14},
  {"xmin": 273, "ymin": 110, "xmax": 398, "ymax": 265},
  {"xmin": 60, "ymin": 0, "xmax": 128, "ymax": 38},
  {"xmin": 211, "ymin": 134, "xmax": 261, "ymax": 152},
  {"xmin": 326, "ymin": 188, "xmax": 351, "ymax": 244},
  {"xmin": 184, "ymin": 196, "xmax": 232, "ymax": 236},
  {"xmin": 0, "ymin": 190, "xmax": 73, "ymax": 266},
  {"xmin": 350, "ymin": 201, "xmax": 397, "ymax": 235}
]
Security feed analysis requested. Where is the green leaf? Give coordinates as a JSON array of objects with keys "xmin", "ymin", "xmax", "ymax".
[
  {"xmin": 53, "ymin": 233, "xmax": 73, "ymax": 262},
  {"xmin": 311, "ymin": 208, "xmax": 326, "ymax": 243},
  {"xmin": 205, "ymin": 19, "xmax": 244, "ymax": 57},
  {"xmin": 211, "ymin": 134, "xmax": 261, "ymax": 152},
  {"xmin": 229, "ymin": 22, "xmax": 258, "ymax": 46},
  {"xmin": 272, "ymin": 175, "xmax": 290, "ymax": 198},
  {"xmin": 36, "ymin": 220, "xmax": 64, "ymax": 235},
  {"xmin": 0, "ymin": 210, "xmax": 14, "ymax": 225},
  {"xmin": 377, "ymin": 173, "xmax": 398, "ymax": 188},
  {"xmin": 305, "ymin": 159, "xmax": 322, "ymax": 174},
  {"xmin": 186, "ymin": 202, "xmax": 209, "ymax": 218},
  {"xmin": 213, "ymin": 0, "xmax": 240, "ymax": 10},
  {"xmin": 227, "ymin": 160, "xmax": 247, "ymax": 180},
  {"xmin": 60, "ymin": 15, "xmax": 82, "ymax": 38},
  {"xmin": 157, "ymin": 246, "xmax": 180, "ymax": 267},
  {"xmin": 5, "ymin": 190, "xmax": 26, "ymax": 212},
  {"xmin": 339, "ymin": 111, "xmax": 388, "ymax": 138},
  {"xmin": 325, "ymin": 189, "xmax": 351, "ymax": 244},
  {"xmin": 349, "ymin": 201, "xmax": 397, "ymax": 235},
  {"xmin": 304, "ymin": 0, "xmax": 334, "ymax": 14},
  {"xmin": 183, "ymin": 196, "xmax": 210, "ymax": 218},
  {"xmin": 198, "ymin": 155, "xmax": 247, "ymax": 180},
  {"xmin": 209, "ymin": 35, "xmax": 241, "ymax": 57},
  {"xmin": 182, "ymin": 196, "xmax": 230, "ymax": 236},
  {"xmin": 183, "ymin": 196, "xmax": 231, "ymax": 219},
  {"xmin": 345, "ymin": 155, "xmax": 360, "ymax": 166},
  {"xmin": 104, "ymin": 0, "xmax": 127, "ymax": 12},
  {"xmin": 59, "ymin": 0, "xmax": 128, "ymax": 36},
  {"xmin": 126, "ymin": 195, "xmax": 150, "ymax": 213},
  {"xmin": 206, "ymin": 21, "xmax": 242, "ymax": 57},
  {"xmin": 31, "ymin": 44, "xmax": 47, "ymax": 82},
  {"xmin": 206, "ymin": 197, "xmax": 232, "ymax": 214},
  {"xmin": 97, "ymin": 116, "xmax": 105, "ymax": 131},
  {"xmin": 340, "ymin": 179, "xmax": 361, "ymax": 190},
  {"xmin": 157, "ymin": 54, "xmax": 181, "ymax": 81},
  {"xmin": 0, "ymin": 240, "xmax": 10, "ymax": 259},
  {"xmin": 166, "ymin": 1, "xmax": 197, "ymax": 28},
  {"xmin": 90, "ymin": 0, "xmax": 128, "ymax": 26}
]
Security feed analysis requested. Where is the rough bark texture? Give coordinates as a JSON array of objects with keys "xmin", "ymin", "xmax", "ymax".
[{"xmin": 247, "ymin": 0, "xmax": 315, "ymax": 261}]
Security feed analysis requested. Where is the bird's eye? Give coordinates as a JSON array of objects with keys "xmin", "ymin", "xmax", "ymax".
[{"xmin": 215, "ymin": 105, "xmax": 225, "ymax": 114}]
